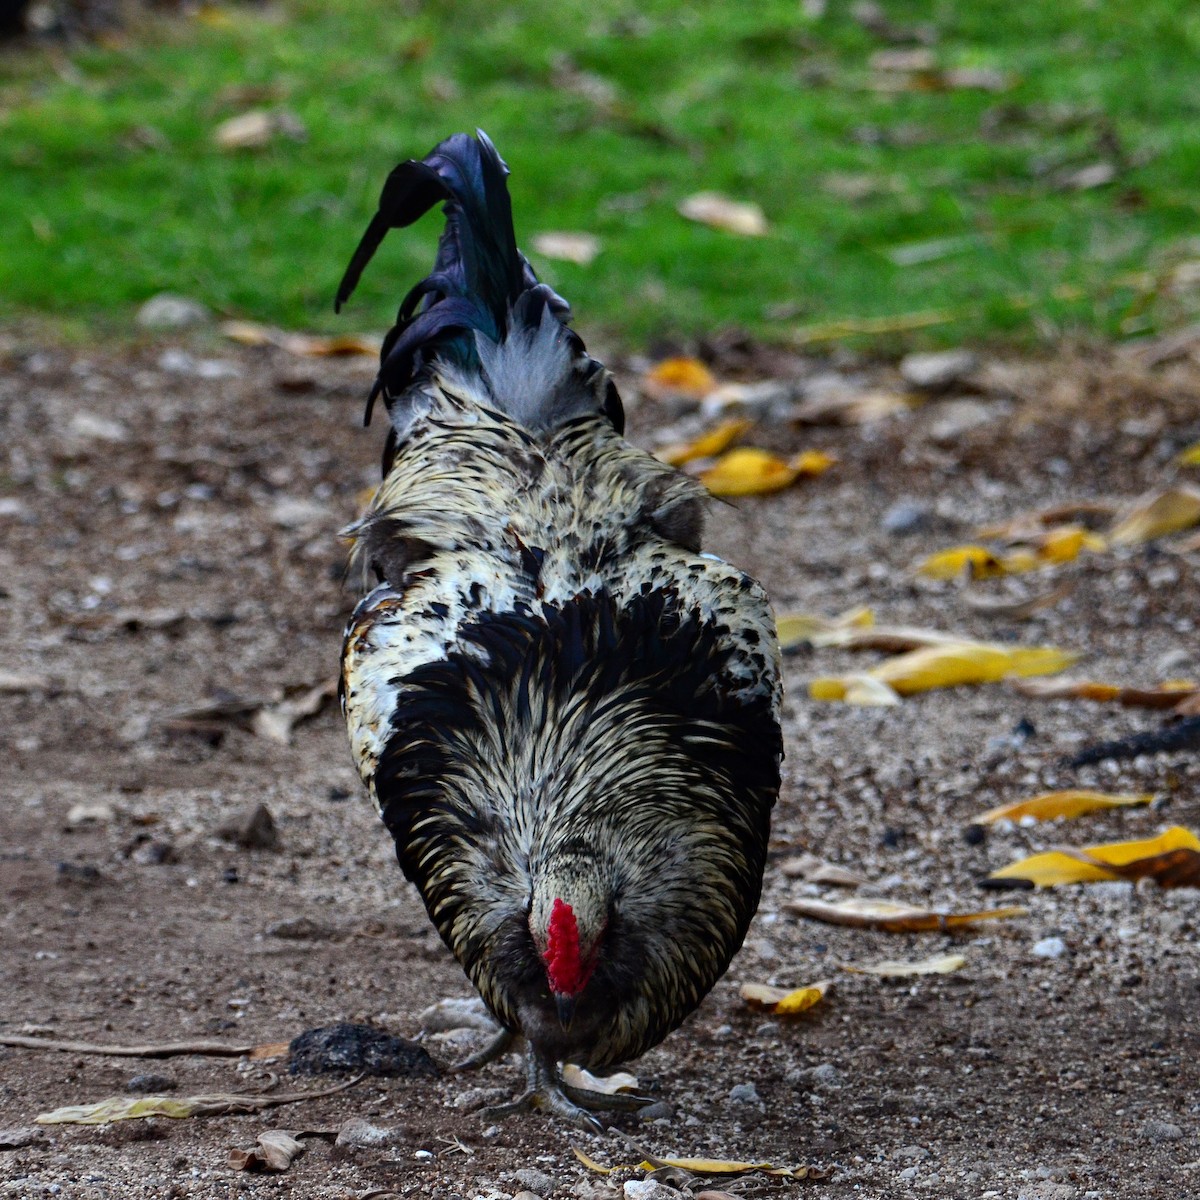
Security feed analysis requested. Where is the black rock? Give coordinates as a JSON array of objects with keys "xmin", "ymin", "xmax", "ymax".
[
  {"xmin": 288, "ymin": 1023, "xmax": 439, "ymax": 1078},
  {"xmin": 126, "ymin": 1072, "xmax": 177, "ymax": 1094}
]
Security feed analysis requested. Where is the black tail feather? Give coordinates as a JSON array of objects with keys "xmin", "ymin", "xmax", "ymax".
[{"xmin": 337, "ymin": 130, "xmax": 583, "ymax": 429}]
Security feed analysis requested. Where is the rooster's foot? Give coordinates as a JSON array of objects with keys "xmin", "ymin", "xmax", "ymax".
[
  {"xmin": 452, "ymin": 1028, "xmax": 517, "ymax": 1072},
  {"xmin": 480, "ymin": 1049, "xmax": 652, "ymax": 1132}
]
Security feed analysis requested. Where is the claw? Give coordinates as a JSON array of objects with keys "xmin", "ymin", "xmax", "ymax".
[{"xmin": 478, "ymin": 1047, "xmax": 650, "ymax": 1131}]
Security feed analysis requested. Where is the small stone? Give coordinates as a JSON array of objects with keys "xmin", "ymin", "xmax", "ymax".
[
  {"xmin": 131, "ymin": 839, "xmax": 176, "ymax": 866},
  {"xmin": 900, "ymin": 348, "xmax": 978, "ymax": 391},
  {"xmin": 894, "ymin": 1145, "xmax": 930, "ymax": 1160},
  {"xmin": 513, "ymin": 1192, "xmax": 545, "ymax": 1200},
  {"xmin": 55, "ymin": 861, "xmax": 103, "ymax": 885},
  {"xmin": 334, "ymin": 1118, "xmax": 404, "ymax": 1149},
  {"xmin": 216, "ymin": 802, "xmax": 279, "ymax": 850},
  {"xmin": 636, "ymin": 1100, "xmax": 675, "ymax": 1122},
  {"xmin": 137, "ymin": 293, "xmax": 211, "ymax": 329},
  {"xmin": 451, "ymin": 1086, "xmax": 508, "ymax": 1111},
  {"xmin": 0, "ymin": 1127, "xmax": 46, "ymax": 1149},
  {"xmin": 66, "ymin": 802, "xmax": 116, "ymax": 827},
  {"xmin": 728, "ymin": 1082, "xmax": 762, "ymax": 1106},
  {"xmin": 513, "ymin": 1168, "xmax": 558, "ymax": 1195},
  {"xmin": 928, "ymin": 399, "xmax": 1000, "ymax": 444},
  {"xmin": 811, "ymin": 1062, "xmax": 843, "ymax": 1088},
  {"xmin": 624, "ymin": 1182, "xmax": 676, "ymax": 1200},
  {"xmin": 271, "ymin": 497, "xmax": 329, "ymax": 529},
  {"xmin": 1140, "ymin": 1118, "xmax": 1184, "ymax": 1142},
  {"xmin": 1032, "ymin": 937, "xmax": 1067, "ymax": 959},
  {"xmin": 418, "ymin": 996, "xmax": 499, "ymax": 1034},
  {"xmin": 897, "ymin": 1166, "xmax": 919, "ymax": 1181},
  {"xmin": 67, "ymin": 413, "xmax": 128, "ymax": 444},
  {"xmin": 882, "ymin": 499, "xmax": 931, "ymax": 535},
  {"xmin": 126, "ymin": 1073, "xmax": 176, "ymax": 1094}
]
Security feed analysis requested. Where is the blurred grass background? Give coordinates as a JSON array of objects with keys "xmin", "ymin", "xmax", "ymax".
[{"xmin": 2, "ymin": 0, "xmax": 1199, "ymax": 348}]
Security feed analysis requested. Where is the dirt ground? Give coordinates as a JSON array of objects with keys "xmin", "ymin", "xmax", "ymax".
[{"xmin": 1, "ymin": 329, "xmax": 1198, "ymax": 1200}]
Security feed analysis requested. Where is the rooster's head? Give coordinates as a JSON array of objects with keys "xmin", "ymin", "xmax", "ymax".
[{"xmin": 530, "ymin": 878, "xmax": 609, "ymax": 1028}]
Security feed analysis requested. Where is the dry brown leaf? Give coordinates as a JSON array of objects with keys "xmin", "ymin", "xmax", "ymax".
[
  {"xmin": 229, "ymin": 1130, "xmax": 305, "ymax": 1173},
  {"xmin": 786, "ymin": 896, "xmax": 1026, "ymax": 932},
  {"xmin": 845, "ymin": 953, "xmax": 967, "ymax": 977},
  {"xmin": 1013, "ymin": 677, "xmax": 1198, "ymax": 709},
  {"xmin": 960, "ymin": 582, "xmax": 1074, "ymax": 620},
  {"xmin": 810, "ymin": 623, "xmax": 969, "ymax": 653},
  {"xmin": 0, "ymin": 670, "xmax": 50, "ymax": 693},
  {"xmin": 36, "ymin": 1078, "xmax": 360, "ymax": 1125},
  {"xmin": 971, "ymin": 790, "xmax": 1153, "ymax": 826},
  {"xmin": 779, "ymin": 852, "xmax": 868, "ymax": 887},
  {"xmin": 740, "ymin": 979, "xmax": 831, "ymax": 1015},
  {"xmin": 219, "ymin": 320, "xmax": 377, "ymax": 358},
  {"xmin": 531, "ymin": 231, "xmax": 600, "ymax": 265},
  {"xmin": 678, "ymin": 192, "xmax": 768, "ymax": 236},
  {"xmin": 655, "ymin": 417, "xmax": 754, "ymax": 467},
  {"xmin": 976, "ymin": 501, "xmax": 1119, "ymax": 540},
  {"xmin": 1109, "ymin": 487, "xmax": 1200, "ymax": 544},
  {"xmin": 987, "ymin": 827, "xmax": 1200, "ymax": 889},
  {"xmin": 792, "ymin": 388, "xmax": 917, "ymax": 425},
  {"xmin": 642, "ymin": 356, "xmax": 717, "ymax": 401}
]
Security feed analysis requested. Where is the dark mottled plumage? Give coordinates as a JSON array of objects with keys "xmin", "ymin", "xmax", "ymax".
[{"xmin": 338, "ymin": 131, "xmax": 782, "ymax": 1127}]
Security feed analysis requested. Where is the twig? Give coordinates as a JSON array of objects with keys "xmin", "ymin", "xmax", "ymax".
[{"xmin": 0, "ymin": 1035, "xmax": 263, "ymax": 1059}]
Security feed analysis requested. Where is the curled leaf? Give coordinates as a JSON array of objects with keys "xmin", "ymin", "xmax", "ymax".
[
  {"xmin": 229, "ymin": 1130, "xmax": 306, "ymax": 1173},
  {"xmin": 572, "ymin": 1145, "xmax": 827, "ymax": 1180},
  {"xmin": 656, "ymin": 417, "xmax": 754, "ymax": 467},
  {"xmin": 987, "ymin": 827, "xmax": 1200, "ymax": 889},
  {"xmin": 1109, "ymin": 487, "xmax": 1200, "ymax": 544},
  {"xmin": 740, "ymin": 979, "xmax": 830, "ymax": 1015},
  {"xmin": 972, "ymin": 790, "xmax": 1153, "ymax": 826},
  {"xmin": 787, "ymin": 897, "xmax": 1026, "ymax": 932},
  {"xmin": 846, "ymin": 953, "xmax": 967, "ymax": 977},
  {"xmin": 561, "ymin": 1064, "xmax": 640, "ymax": 1095}
]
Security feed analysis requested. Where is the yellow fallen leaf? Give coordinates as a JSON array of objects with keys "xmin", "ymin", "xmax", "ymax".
[
  {"xmin": 776, "ymin": 606, "xmax": 873, "ymax": 650},
  {"xmin": 1109, "ymin": 487, "xmax": 1200, "ymax": 544},
  {"xmin": 656, "ymin": 417, "xmax": 754, "ymax": 467},
  {"xmin": 1014, "ymin": 678, "xmax": 1198, "ymax": 709},
  {"xmin": 846, "ymin": 953, "xmax": 967, "ymax": 977},
  {"xmin": 1034, "ymin": 524, "xmax": 1107, "ymax": 562},
  {"xmin": 791, "ymin": 449, "xmax": 837, "ymax": 476},
  {"xmin": 740, "ymin": 979, "xmax": 831, "ymax": 1015},
  {"xmin": 1180, "ymin": 441, "xmax": 1200, "ymax": 466},
  {"xmin": 678, "ymin": 192, "xmax": 768, "ymax": 236},
  {"xmin": 812, "ymin": 641, "xmax": 1078, "ymax": 703},
  {"xmin": 976, "ymin": 501, "xmax": 1118, "ymax": 540},
  {"xmin": 642, "ymin": 356, "xmax": 717, "ymax": 400},
  {"xmin": 572, "ymin": 1146, "xmax": 826, "ymax": 1180},
  {"xmin": 699, "ymin": 447, "xmax": 798, "ymax": 496},
  {"xmin": 219, "ymin": 320, "xmax": 377, "ymax": 358},
  {"xmin": 988, "ymin": 827, "xmax": 1200, "ymax": 889},
  {"xmin": 876, "ymin": 642, "xmax": 1075, "ymax": 693},
  {"xmin": 917, "ymin": 545, "xmax": 1009, "ymax": 580},
  {"xmin": 972, "ymin": 790, "xmax": 1154, "ymax": 826},
  {"xmin": 220, "ymin": 319, "xmax": 276, "ymax": 346},
  {"xmin": 786, "ymin": 897, "xmax": 1026, "ymax": 932}
]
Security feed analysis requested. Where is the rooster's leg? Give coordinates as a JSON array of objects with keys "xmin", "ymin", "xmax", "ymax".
[
  {"xmin": 480, "ymin": 1048, "xmax": 651, "ymax": 1132},
  {"xmin": 452, "ymin": 1028, "xmax": 517, "ymax": 1072}
]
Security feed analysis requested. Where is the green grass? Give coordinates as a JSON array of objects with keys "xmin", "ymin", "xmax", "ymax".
[{"xmin": 3, "ymin": 0, "xmax": 1200, "ymax": 348}]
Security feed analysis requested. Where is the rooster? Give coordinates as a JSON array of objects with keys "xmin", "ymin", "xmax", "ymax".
[{"xmin": 337, "ymin": 131, "xmax": 782, "ymax": 1129}]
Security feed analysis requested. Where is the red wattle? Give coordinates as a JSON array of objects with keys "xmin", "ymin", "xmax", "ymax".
[{"xmin": 545, "ymin": 897, "xmax": 586, "ymax": 995}]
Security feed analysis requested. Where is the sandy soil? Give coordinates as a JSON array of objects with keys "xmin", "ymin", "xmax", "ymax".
[{"xmin": 1, "ymin": 331, "xmax": 1198, "ymax": 1200}]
